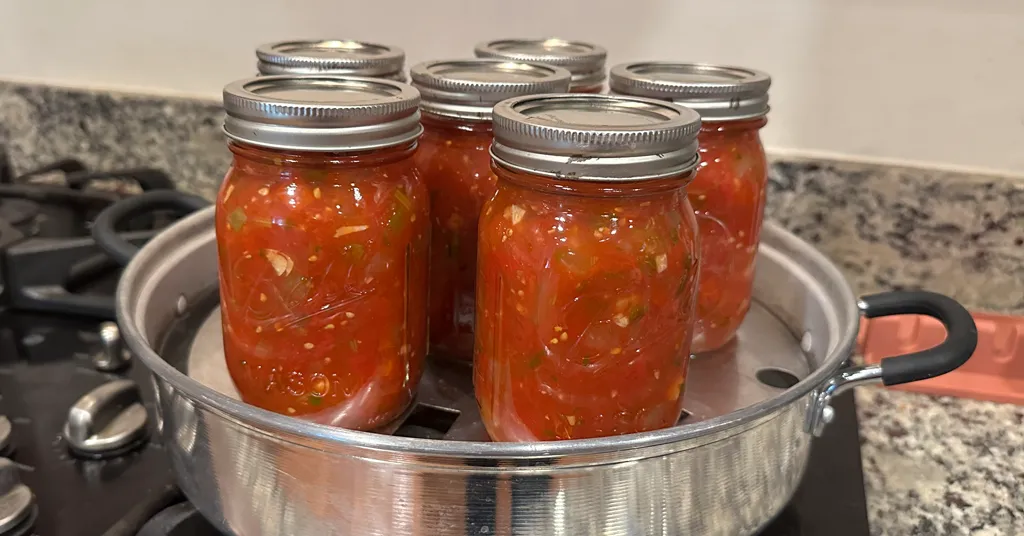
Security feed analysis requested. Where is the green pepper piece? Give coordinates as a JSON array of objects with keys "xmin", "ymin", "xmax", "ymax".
[
  {"xmin": 305, "ymin": 169, "xmax": 330, "ymax": 183},
  {"xmin": 641, "ymin": 255, "xmax": 658, "ymax": 274},
  {"xmin": 344, "ymin": 243, "xmax": 365, "ymax": 260},
  {"xmin": 393, "ymin": 188, "xmax": 413, "ymax": 211},
  {"xmin": 447, "ymin": 232, "xmax": 461, "ymax": 259},
  {"xmin": 666, "ymin": 211, "xmax": 682, "ymax": 244},
  {"xmin": 629, "ymin": 305, "xmax": 647, "ymax": 322},
  {"xmin": 555, "ymin": 248, "xmax": 590, "ymax": 276},
  {"xmin": 227, "ymin": 208, "xmax": 247, "ymax": 231},
  {"xmin": 388, "ymin": 213, "xmax": 406, "ymax": 231}
]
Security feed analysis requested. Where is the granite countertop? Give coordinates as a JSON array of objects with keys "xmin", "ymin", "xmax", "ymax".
[
  {"xmin": 2, "ymin": 81, "xmax": 1023, "ymax": 535},
  {"xmin": 768, "ymin": 162, "xmax": 1024, "ymax": 535}
]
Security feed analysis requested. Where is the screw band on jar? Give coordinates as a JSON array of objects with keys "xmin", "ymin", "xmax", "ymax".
[
  {"xmin": 410, "ymin": 59, "xmax": 572, "ymax": 122},
  {"xmin": 609, "ymin": 62, "xmax": 771, "ymax": 121},
  {"xmin": 222, "ymin": 75, "xmax": 422, "ymax": 152},
  {"xmin": 256, "ymin": 40, "xmax": 407, "ymax": 81},
  {"xmin": 490, "ymin": 94, "xmax": 702, "ymax": 181},
  {"xmin": 474, "ymin": 38, "xmax": 607, "ymax": 93}
]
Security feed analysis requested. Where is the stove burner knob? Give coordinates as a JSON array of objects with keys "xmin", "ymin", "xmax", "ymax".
[
  {"xmin": 93, "ymin": 322, "xmax": 131, "ymax": 372},
  {"xmin": 0, "ymin": 457, "xmax": 36, "ymax": 536},
  {"xmin": 0, "ymin": 417, "xmax": 10, "ymax": 456},
  {"xmin": 63, "ymin": 379, "xmax": 148, "ymax": 459}
]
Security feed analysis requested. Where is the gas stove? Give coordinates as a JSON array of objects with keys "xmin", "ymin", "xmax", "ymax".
[
  {"xmin": 0, "ymin": 151, "xmax": 180, "ymax": 536},
  {"xmin": 0, "ymin": 151, "xmax": 174, "ymax": 319},
  {"xmin": 0, "ymin": 151, "xmax": 871, "ymax": 536}
]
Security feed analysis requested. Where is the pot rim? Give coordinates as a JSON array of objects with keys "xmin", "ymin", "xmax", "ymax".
[{"xmin": 116, "ymin": 206, "xmax": 860, "ymax": 459}]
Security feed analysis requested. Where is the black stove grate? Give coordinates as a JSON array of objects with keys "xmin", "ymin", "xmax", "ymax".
[{"xmin": 0, "ymin": 148, "xmax": 176, "ymax": 318}]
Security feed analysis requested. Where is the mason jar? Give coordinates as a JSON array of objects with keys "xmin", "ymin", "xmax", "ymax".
[
  {"xmin": 611, "ymin": 62, "xmax": 772, "ymax": 353},
  {"xmin": 255, "ymin": 39, "xmax": 407, "ymax": 81},
  {"xmin": 473, "ymin": 38, "xmax": 606, "ymax": 93},
  {"xmin": 216, "ymin": 75, "xmax": 429, "ymax": 430},
  {"xmin": 410, "ymin": 59, "xmax": 571, "ymax": 364},
  {"xmin": 475, "ymin": 94, "xmax": 702, "ymax": 441}
]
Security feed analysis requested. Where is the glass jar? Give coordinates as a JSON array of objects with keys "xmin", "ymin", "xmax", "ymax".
[
  {"xmin": 215, "ymin": 75, "xmax": 429, "ymax": 430},
  {"xmin": 610, "ymin": 62, "xmax": 771, "ymax": 353},
  {"xmin": 474, "ymin": 38, "xmax": 606, "ymax": 93},
  {"xmin": 475, "ymin": 94, "xmax": 702, "ymax": 441},
  {"xmin": 256, "ymin": 39, "xmax": 407, "ymax": 81},
  {"xmin": 410, "ymin": 59, "xmax": 571, "ymax": 363}
]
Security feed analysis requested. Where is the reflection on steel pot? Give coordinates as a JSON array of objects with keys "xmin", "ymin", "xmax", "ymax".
[{"xmin": 115, "ymin": 206, "xmax": 976, "ymax": 536}]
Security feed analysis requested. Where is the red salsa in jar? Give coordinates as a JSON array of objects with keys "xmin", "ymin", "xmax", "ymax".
[
  {"xmin": 474, "ymin": 38, "xmax": 607, "ymax": 93},
  {"xmin": 410, "ymin": 59, "xmax": 571, "ymax": 363},
  {"xmin": 611, "ymin": 62, "xmax": 772, "ymax": 353},
  {"xmin": 256, "ymin": 39, "xmax": 407, "ymax": 81},
  {"xmin": 216, "ymin": 76, "xmax": 428, "ymax": 430},
  {"xmin": 476, "ymin": 94, "xmax": 702, "ymax": 441}
]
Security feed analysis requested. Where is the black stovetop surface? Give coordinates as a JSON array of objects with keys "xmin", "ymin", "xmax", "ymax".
[{"xmin": 0, "ymin": 309, "xmax": 178, "ymax": 536}]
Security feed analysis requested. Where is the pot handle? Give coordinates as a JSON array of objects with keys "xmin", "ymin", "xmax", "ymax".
[
  {"xmin": 806, "ymin": 290, "xmax": 977, "ymax": 436},
  {"xmin": 858, "ymin": 291, "xmax": 978, "ymax": 385},
  {"xmin": 92, "ymin": 190, "xmax": 210, "ymax": 266}
]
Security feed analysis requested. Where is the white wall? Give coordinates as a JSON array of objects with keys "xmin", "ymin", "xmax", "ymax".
[{"xmin": 2, "ymin": 0, "xmax": 1022, "ymax": 175}]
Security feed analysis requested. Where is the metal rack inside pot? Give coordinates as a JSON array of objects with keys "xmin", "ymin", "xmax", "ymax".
[{"xmin": 162, "ymin": 288, "xmax": 812, "ymax": 442}]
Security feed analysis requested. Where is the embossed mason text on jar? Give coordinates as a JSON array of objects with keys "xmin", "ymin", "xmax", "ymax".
[
  {"xmin": 611, "ymin": 62, "xmax": 771, "ymax": 353},
  {"xmin": 256, "ymin": 39, "xmax": 407, "ymax": 81},
  {"xmin": 475, "ymin": 94, "xmax": 702, "ymax": 441},
  {"xmin": 215, "ymin": 75, "xmax": 429, "ymax": 430},
  {"xmin": 411, "ymin": 59, "xmax": 571, "ymax": 363},
  {"xmin": 474, "ymin": 38, "xmax": 607, "ymax": 93}
]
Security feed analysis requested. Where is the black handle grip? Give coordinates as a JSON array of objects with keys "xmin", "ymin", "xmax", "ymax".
[
  {"xmin": 859, "ymin": 291, "xmax": 978, "ymax": 386},
  {"xmin": 92, "ymin": 190, "xmax": 210, "ymax": 266}
]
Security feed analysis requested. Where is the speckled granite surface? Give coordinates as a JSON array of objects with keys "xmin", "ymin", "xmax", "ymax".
[
  {"xmin": 0, "ymin": 82, "xmax": 227, "ymax": 199},
  {"xmin": 2, "ymin": 80, "xmax": 1023, "ymax": 535},
  {"xmin": 767, "ymin": 162, "xmax": 1024, "ymax": 535}
]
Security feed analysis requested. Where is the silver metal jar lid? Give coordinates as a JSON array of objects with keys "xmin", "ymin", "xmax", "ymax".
[
  {"xmin": 222, "ymin": 75, "xmax": 422, "ymax": 152},
  {"xmin": 609, "ymin": 62, "xmax": 771, "ymax": 121},
  {"xmin": 473, "ymin": 38, "xmax": 607, "ymax": 92},
  {"xmin": 491, "ymin": 94, "xmax": 701, "ymax": 182},
  {"xmin": 410, "ymin": 59, "xmax": 572, "ymax": 122},
  {"xmin": 256, "ymin": 40, "xmax": 406, "ymax": 81}
]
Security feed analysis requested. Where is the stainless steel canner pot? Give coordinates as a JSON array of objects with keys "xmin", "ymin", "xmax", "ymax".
[{"xmin": 101, "ymin": 197, "xmax": 976, "ymax": 536}]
